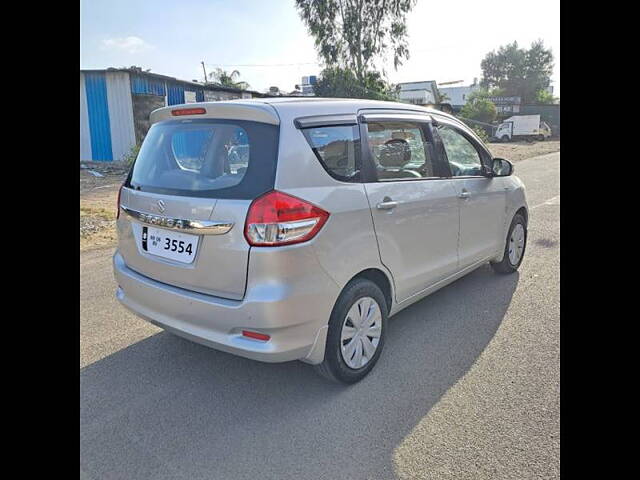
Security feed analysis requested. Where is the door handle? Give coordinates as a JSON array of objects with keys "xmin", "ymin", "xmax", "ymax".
[
  {"xmin": 458, "ymin": 190, "xmax": 471, "ymax": 199},
  {"xmin": 377, "ymin": 198, "xmax": 398, "ymax": 210}
]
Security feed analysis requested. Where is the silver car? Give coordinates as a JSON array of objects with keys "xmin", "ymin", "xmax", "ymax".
[{"xmin": 114, "ymin": 98, "xmax": 528, "ymax": 383}]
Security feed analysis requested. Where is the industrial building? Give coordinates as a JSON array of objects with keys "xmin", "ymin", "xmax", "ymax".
[
  {"xmin": 439, "ymin": 80, "xmax": 480, "ymax": 112},
  {"xmin": 80, "ymin": 68, "xmax": 264, "ymax": 162},
  {"xmin": 397, "ymin": 80, "xmax": 440, "ymax": 106}
]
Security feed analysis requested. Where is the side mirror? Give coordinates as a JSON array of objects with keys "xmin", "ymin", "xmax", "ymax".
[{"xmin": 492, "ymin": 157, "xmax": 513, "ymax": 177}]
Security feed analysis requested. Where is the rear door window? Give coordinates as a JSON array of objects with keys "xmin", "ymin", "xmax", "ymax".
[
  {"xmin": 128, "ymin": 119, "xmax": 278, "ymax": 199},
  {"xmin": 365, "ymin": 121, "xmax": 444, "ymax": 181},
  {"xmin": 301, "ymin": 125, "xmax": 360, "ymax": 182}
]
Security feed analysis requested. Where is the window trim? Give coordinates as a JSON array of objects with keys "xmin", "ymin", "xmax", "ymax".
[
  {"xmin": 431, "ymin": 116, "xmax": 493, "ymax": 179},
  {"xmin": 359, "ymin": 116, "xmax": 452, "ymax": 184},
  {"xmin": 294, "ymin": 113, "xmax": 358, "ymax": 129}
]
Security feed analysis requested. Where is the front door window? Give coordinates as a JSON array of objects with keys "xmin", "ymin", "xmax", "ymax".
[{"xmin": 436, "ymin": 125, "xmax": 484, "ymax": 177}]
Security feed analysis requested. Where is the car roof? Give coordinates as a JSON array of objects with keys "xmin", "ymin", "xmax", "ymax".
[
  {"xmin": 149, "ymin": 97, "xmax": 462, "ymax": 126},
  {"xmin": 238, "ymin": 96, "xmax": 442, "ymax": 114}
]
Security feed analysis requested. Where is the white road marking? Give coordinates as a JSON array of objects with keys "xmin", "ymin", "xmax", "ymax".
[{"xmin": 531, "ymin": 195, "xmax": 560, "ymax": 209}]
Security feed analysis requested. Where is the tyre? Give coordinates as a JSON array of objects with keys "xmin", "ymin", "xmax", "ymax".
[
  {"xmin": 314, "ymin": 279, "xmax": 387, "ymax": 384},
  {"xmin": 491, "ymin": 213, "xmax": 527, "ymax": 274},
  {"xmin": 501, "ymin": 135, "xmax": 510, "ymax": 143}
]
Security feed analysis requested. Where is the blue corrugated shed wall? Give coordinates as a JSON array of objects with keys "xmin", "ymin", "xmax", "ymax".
[
  {"xmin": 168, "ymin": 84, "xmax": 205, "ymax": 105},
  {"xmin": 167, "ymin": 84, "xmax": 185, "ymax": 105},
  {"xmin": 84, "ymin": 72, "xmax": 113, "ymax": 161},
  {"xmin": 130, "ymin": 73, "xmax": 207, "ymax": 106},
  {"xmin": 106, "ymin": 72, "xmax": 137, "ymax": 162},
  {"xmin": 80, "ymin": 74, "xmax": 92, "ymax": 160},
  {"xmin": 130, "ymin": 74, "xmax": 166, "ymax": 96}
]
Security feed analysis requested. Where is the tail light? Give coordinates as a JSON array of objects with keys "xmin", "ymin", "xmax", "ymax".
[
  {"xmin": 244, "ymin": 191, "xmax": 330, "ymax": 246},
  {"xmin": 116, "ymin": 184, "xmax": 123, "ymax": 219}
]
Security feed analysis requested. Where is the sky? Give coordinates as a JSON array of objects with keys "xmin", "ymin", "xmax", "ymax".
[{"xmin": 80, "ymin": 0, "xmax": 560, "ymax": 96}]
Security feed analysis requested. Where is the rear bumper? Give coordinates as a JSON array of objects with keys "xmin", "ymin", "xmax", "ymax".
[{"xmin": 113, "ymin": 249, "xmax": 339, "ymax": 364}]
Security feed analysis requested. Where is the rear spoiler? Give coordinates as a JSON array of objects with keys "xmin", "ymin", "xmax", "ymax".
[{"xmin": 149, "ymin": 102, "xmax": 280, "ymax": 125}]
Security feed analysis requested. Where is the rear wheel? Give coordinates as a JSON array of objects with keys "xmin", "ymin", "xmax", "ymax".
[
  {"xmin": 314, "ymin": 279, "xmax": 387, "ymax": 384},
  {"xmin": 491, "ymin": 213, "xmax": 527, "ymax": 274}
]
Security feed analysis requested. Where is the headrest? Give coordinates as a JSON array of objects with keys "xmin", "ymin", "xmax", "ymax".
[
  {"xmin": 378, "ymin": 139, "xmax": 411, "ymax": 167},
  {"xmin": 323, "ymin": 140, "xmax": 349, "ymax": 168}
]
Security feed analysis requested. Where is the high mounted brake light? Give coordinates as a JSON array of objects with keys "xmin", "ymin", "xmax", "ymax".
[
  {"xmin": 171, "ymin": 107, "xmax": 206, "ymax": 116},
  {"xmin": 244, "ymin": 191, "xmax": 330, "ymax": 246}
]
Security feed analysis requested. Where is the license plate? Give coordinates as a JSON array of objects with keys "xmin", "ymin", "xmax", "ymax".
[{"xmin": 142, "ymin": 226, "xmax": 199, "ymax": 264}]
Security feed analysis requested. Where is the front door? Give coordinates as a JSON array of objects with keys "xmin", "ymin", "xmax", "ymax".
[
  {"xmin": 433, "ymin": 121, "xmax": 506, "ymax": 268},
  {"xmin": 361, "ymin": 115, "xmax": 460, "ymax": 303}
]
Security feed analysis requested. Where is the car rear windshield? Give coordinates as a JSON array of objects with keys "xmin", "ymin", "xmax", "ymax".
[{"xmin": 127, "ymin": 119, "xmax": 279, "ymax": 199}]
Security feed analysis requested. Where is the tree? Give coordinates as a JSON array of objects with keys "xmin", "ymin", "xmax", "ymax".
[
  {"xmin": 480, "ymin": 40, "xmax": 554, "ymax": 103},
  {"xmin": 459, "ymin": 90, "xmax": 497, "ymax": 124},
  {"xmin": 438, "ymin": 92, "xmax": 451, "ymax": 103},
  {"xmin": 295, "ymin": 0, "xmax": 417, "ymax": 84},
  {"xmin": 208, "ymin": 68, "xmax": 250, "ymax": 90},
  {"xmin": 536, "ymin": 89, "xmax": 558, "ymax": 104},
  {"xmin": 122, "ymin": 65, "xmax": 151, "ymax": 73},
  {"xmin": 312, "ymin": 67, "xmax": 397, "ymax": 100}
]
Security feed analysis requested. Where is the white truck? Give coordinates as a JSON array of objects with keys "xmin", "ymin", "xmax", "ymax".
[{"xmin": 494, "ymin": 115, "xmax": 552, "ymax": 142}]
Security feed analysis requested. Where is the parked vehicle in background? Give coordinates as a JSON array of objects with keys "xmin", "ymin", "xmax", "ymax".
[
  {"xmin": 495, "ymin": 114, "xmax": 551, "ymax": 142},
  {"xmin": 113, "ymin": 98, "xmax": 529, "ymax": 384}
]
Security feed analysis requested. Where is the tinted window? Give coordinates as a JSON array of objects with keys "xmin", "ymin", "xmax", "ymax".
[
  {"xmin": 128, "ymin": 119, "xmax": 278, "ymax": 199},
  {"xmin": 366, "ymin": 121, "xmax": 439, "ymax": 181},
  {"xmin": 302, "ymin": 126, "xmax": 360, "ymax": 181},
  {"xmin": 436, "ymin": 125, "xmax": 483, "ymax": 176}
]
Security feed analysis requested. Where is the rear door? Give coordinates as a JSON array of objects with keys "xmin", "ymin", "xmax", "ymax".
[
  {"xmin": 432, "ymin": 118, "xmax": 506, "ymax": 268},
  {"xmin": 117, "ymin": 117, "xmax": 279, "ymax": 300},
  {"xmin": 360, "ymin": 113, "xmax": 460, "ymax": 303}
]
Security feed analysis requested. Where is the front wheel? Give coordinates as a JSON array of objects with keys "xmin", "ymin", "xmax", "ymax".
[
  {"xmin": 491, "ymin": 213, "xmax": 527, "ymax": 274},
  {"xmin": 501, "ymin": 135, "xmax": 510, "ymax": 143},
  {"xmin": 314, "ymin": 279, "xmax": 387, "ymax": 384}
]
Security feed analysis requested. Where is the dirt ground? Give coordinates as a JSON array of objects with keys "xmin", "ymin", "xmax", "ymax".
[
  {"xmin": 79, "ymin": 140, "xmax": 560, "ymax": 251},
  {"xmin": 488, "ymin": 139, "xmax": 560, "ymax": 163},
  {"xmin": 80, "ymin": 163, "xmax": 128, "ymax": 251}
]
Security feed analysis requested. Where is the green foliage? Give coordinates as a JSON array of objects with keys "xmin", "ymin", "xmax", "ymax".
[
  {"xmin": 438, "ymin": 92, "xmax": 451, "ymax": 103},
  {"xmin": 122, "ymin": 65, "xmax": 151, "ymax": 73},
  {"xmin": 208, "ymin": 68, "xmax": 250, "ymax": 90},
  {"xmin": 122, "ymin": 144, "xmax": 141, "ymax": 167},
  {"xmin": 536, "ymin": 89, "xmax": 558, "ymax": 104},
  {"xmin": 313, "ymin": 67, "xmax": 398, "ymax": 100},
  {"xmin": 480, "ymin": 40, "xmax": 554, "ymax": 103},
  {"xmin": 295, "ymin": 0, "xmax": 417, "ymax": 82},
  {"xmin": 471, "ymin": 125, "xmax": 490, "ymax": 143},
  {"xmin": 459, "ymin": 90, "xmax": 497, "ymax": 124}
]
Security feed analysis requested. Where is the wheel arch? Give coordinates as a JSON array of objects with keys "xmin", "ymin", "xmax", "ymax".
[
  {"xmin": 515, "ymin": 206, "xmax": 528, "ymax": 226},
  {"xmin": 347, "ymin": 268, "xmax": 394, "ymax": 314}
]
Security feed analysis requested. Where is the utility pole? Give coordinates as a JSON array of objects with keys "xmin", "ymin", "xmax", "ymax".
[{"xmin": 201, "ymin": 61, "xmax": 208, "ymax": 84}]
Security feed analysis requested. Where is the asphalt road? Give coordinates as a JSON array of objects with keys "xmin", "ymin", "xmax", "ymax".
[{"xmin": 80, "ymin": 152, "xmax": 560, "ymax": 480}]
